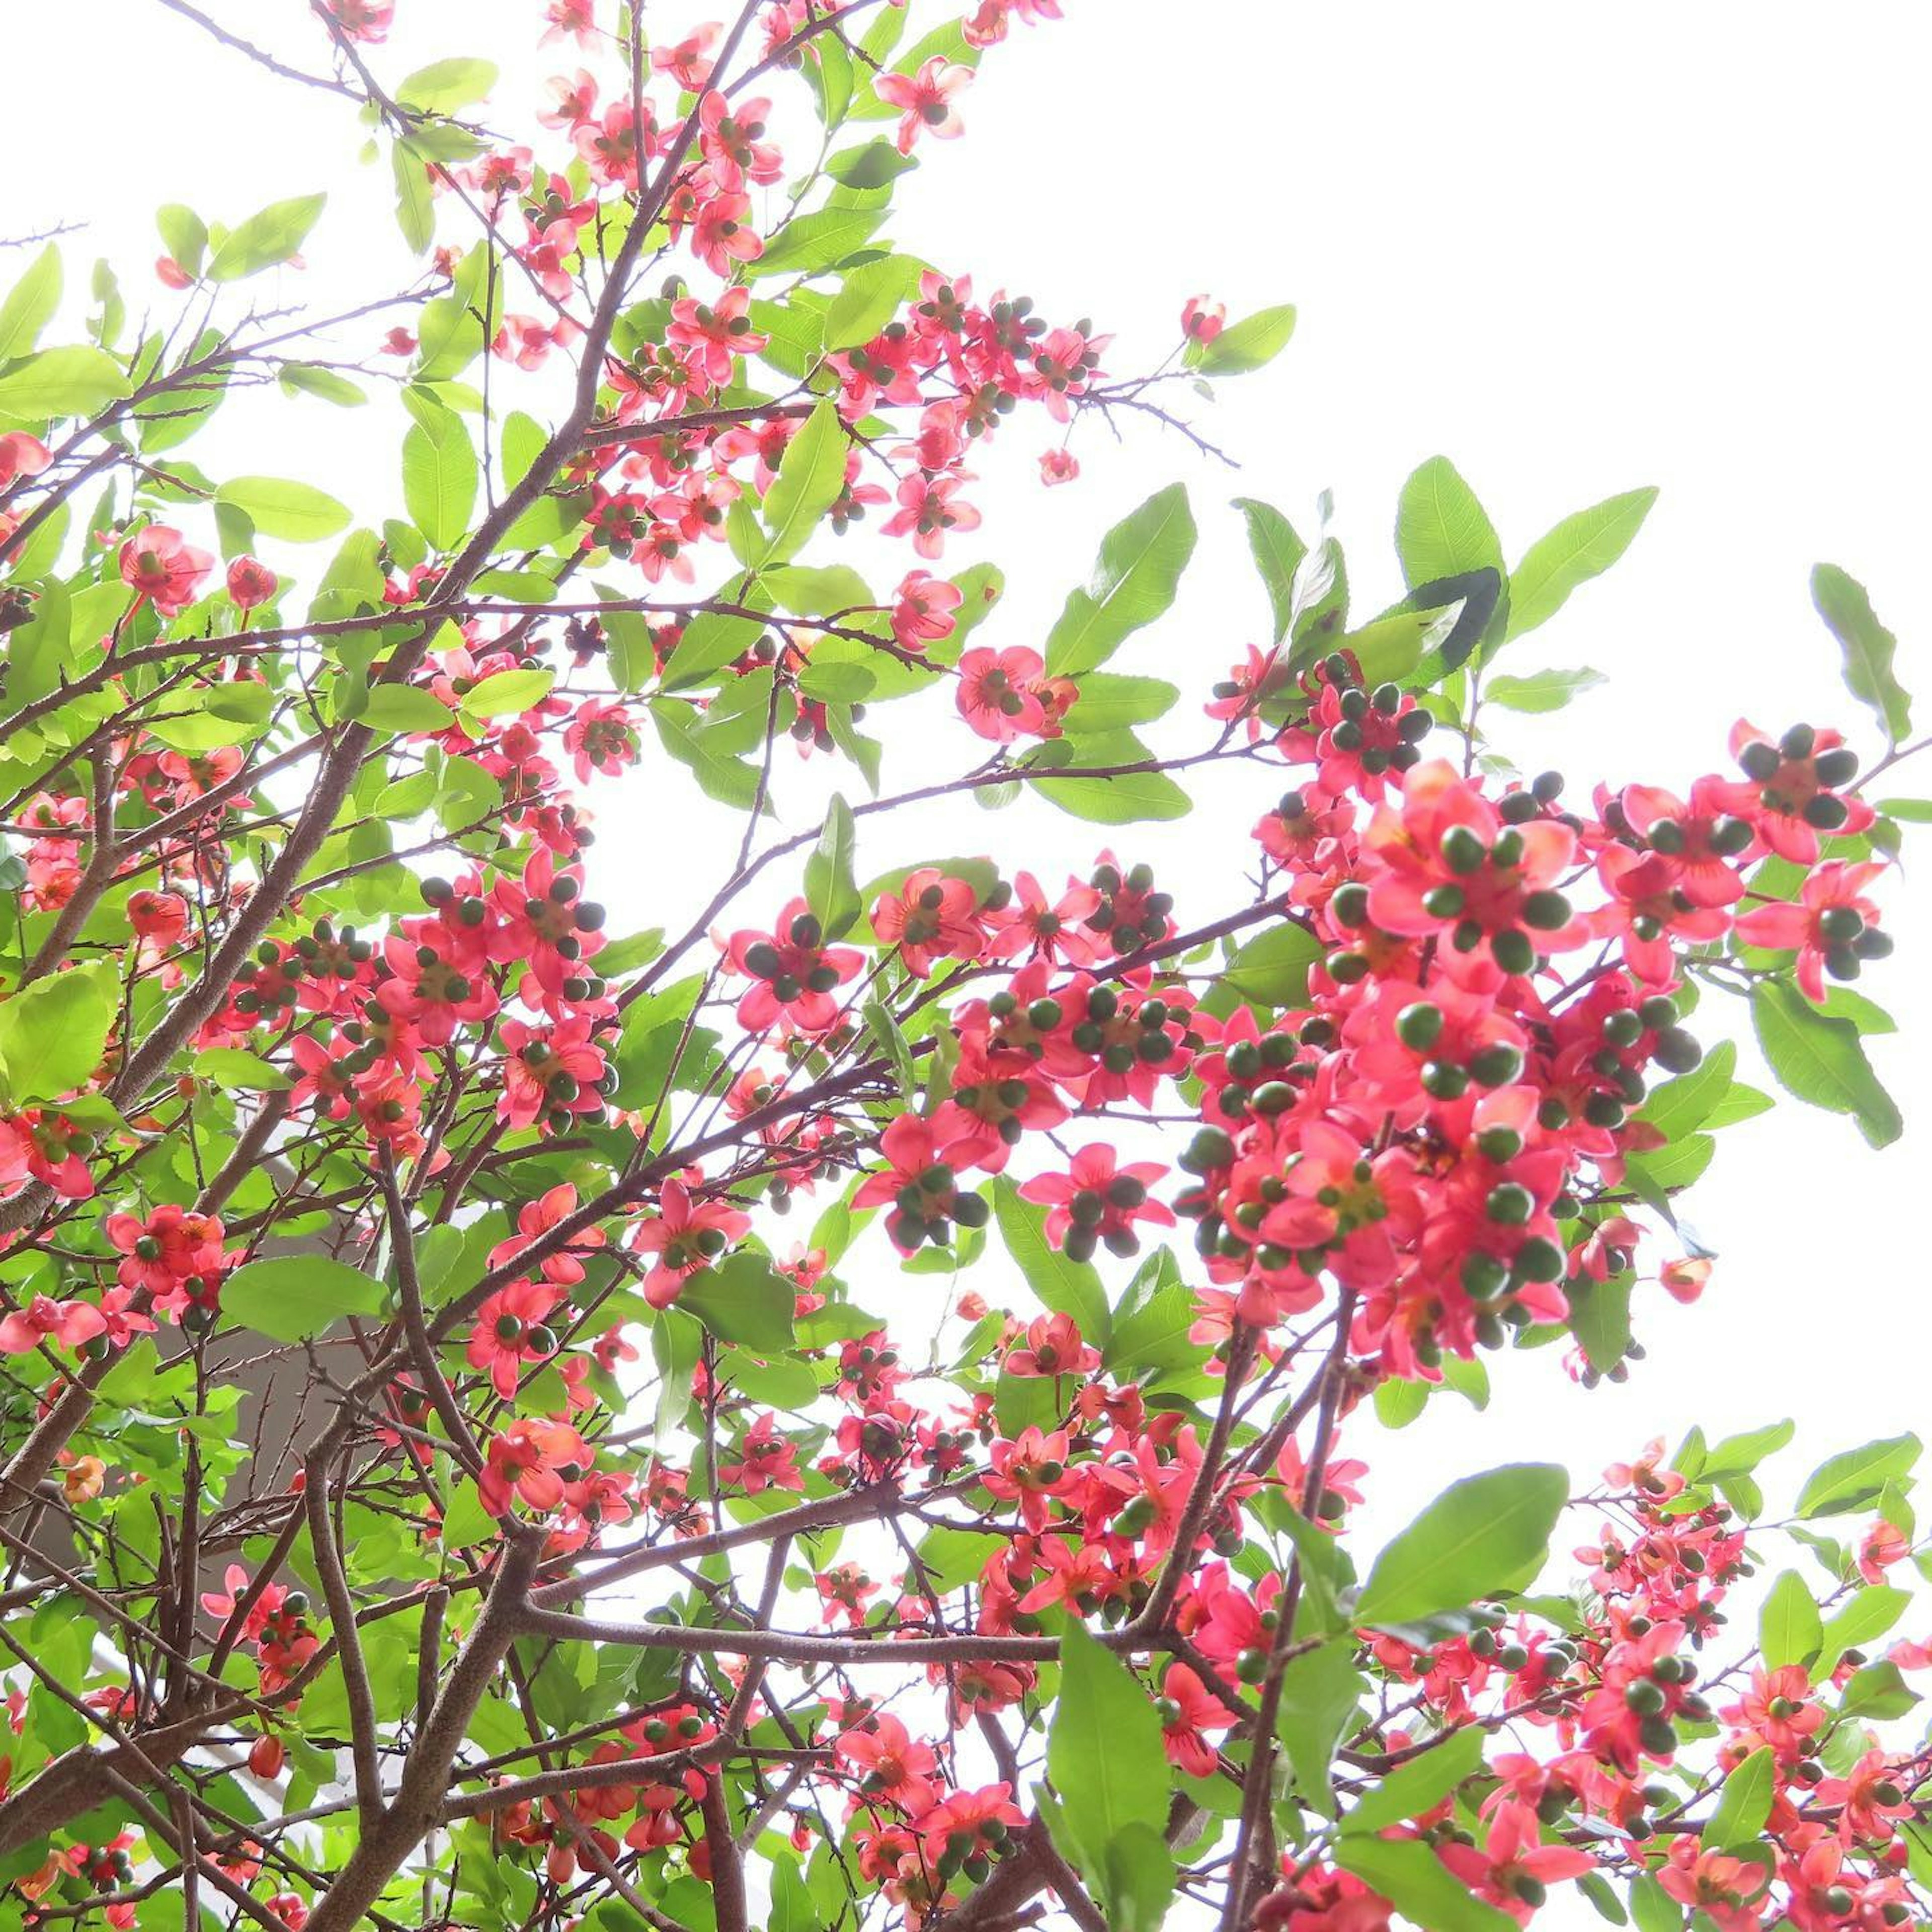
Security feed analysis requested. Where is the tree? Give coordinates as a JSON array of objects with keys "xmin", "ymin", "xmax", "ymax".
[{"xmin": 0, "ymin": 3, "xmax": 1926, "ymax": 1931}]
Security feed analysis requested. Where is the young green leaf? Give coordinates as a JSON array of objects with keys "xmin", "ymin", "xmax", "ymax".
[
  {"xmin": 1045, "ymin": 1621, "xmax": 1168, "ymax": 1879},
  {"xmin": 761, "ymin": 398, "xmax": 847, "ymax": 564},
  {"xmin": 1044, "ymin": 483, "xmax": 1197, "ymax": 678},
  {"xmin": 206, "ymin": 194, "xmax": 327, "ymax": 281},
  {"xmin": 1757, "ymin": 1569, "xmax": 1823, "ymax": 1674},
  {"xmin": 1812, "ymin": 562, "xmax": 1911, "ymax": 745},
  {"xmin": 1194, "ymin": 303, "xmax": 1296, "ymax": 376},
  {"xmin": 1751, "ymin": 981, "xmax": 1903, "ymax": 1149},
  {"xmin": 214, "ymin": 477, "xmax": 351, "ymax": 543},
  {"xmin": 991, "ymin": 1175, "xmax": 1111, "ymax": 1348},
  {"xmin": 1355, "ymin": 1464, "xmax": 1569, "ymax": 1629},
  {"xmin": 222, "ymin": 1255, "xmax": 386, "ymax": 1342},
  {"xmin": 0, "ymin": 244, "xmax": 62, "ymax": 363},
  {"xmin": 803, "ymin": 793, "xmax": 862, "ymax": 941},
  {"xmin": 1234, "ymin": 496, "xmax": 1307, "ymax": 642},
  {"xmin": 1505, "ymin": 487, "xmax": 1658, "ymax": 640},
  {"xmin": 1396, "ymin": 455, "xmax": 1504, "ymax": 590}
]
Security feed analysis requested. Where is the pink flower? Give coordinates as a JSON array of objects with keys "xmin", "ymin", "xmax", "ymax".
[
  {"xmin": 1002, "ymin": 1312, "xmax": 1099, "ymax": 1379},
  {"xmin": 1037, "ymin": 447, "xmax": 1080, "ymax": 487},
  {"xmin": 226, "ymin": 557, "xmax": 278, "ymax": 611},
  {"xmin": 0, "ymin": 1294, "xmax": 107, "ymax": 1355},
  {"xmin": 666, "ymin": 286, "xmax": 767, "ymax": 389},
  {"xmin": 889, "ymin": 571, "xmax": 963, "ymax": 652},
  {"xmin": 0, "ymin": 432, "xmax": 52, "ymax": 489},
  {"xmin": 1182, "ymin": 296, "xmax": 1226, "ymax": 342},
  {"xmin": 119, "ymin": 525, "xmax": 214, "ymax": 617},
  {"xmin": 874, "ymin": 56, "xmax": 973, "ymax": 154},
  {"xmin": 631, "ymin": 1178, "xmax": 751, "ymax": 1310},
  {"xmin": 880, "ymin": 472, "xmax": 980, "ymax": 560}
]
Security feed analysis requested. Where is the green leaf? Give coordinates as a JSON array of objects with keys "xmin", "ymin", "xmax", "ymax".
[
  {"xmin": 222, "ymin": 1255, "xmax": 386, "ymax": 1342},
  {"xmin": 1797, "ymin": 1434, "xmax": 1920, "ymax": 1517},
  {"xmin": 402, "ymin": 395, "xmax": 477, "ymax": 552},
  {"xmin": 1337, "ymin": 1837, "xmax": 1520, "ymax": 1932},
  {"xmin": 276, "ymin": 364, "xmax": 366, "ymax": 407},
  {"xmin": 1234, "ymin": 496, "xmax": 1307, "ymax": 642},
  {"xmin": 663, "ymin": 606, "xmax": 768, "ymax": 691},
  {"xmin": 1277, "ymin": 1639, "xmax": 1364, "ymax": 1817},
  {"xmin": 1059, "ymin": 673, "xmax": 1178, "ymax": 735},
  {"xmin": 1097, "ymin": 1822, "xmax": 1176, "ymax": 1932},
  {"xmin": 1817, "ymin": 1585, "xmax": 1909, "ymax": 1675},
  {"xmin": 1485, "ymin": 667, "xmax": 1606, "ymax": 713},
  {"xmin": 1700, "ymin": 1418, "xmax": 1794, "ymax": 1479},
  {"xmin": 0, "ymin": 346, "xmax": 130, "ymax": 424},
  {"xmin": 1224, "ymin": 921, "xmax": 1323, "ymax": 1009},
  {"xmin": 1044, "ymin": 483, "xmax": 1197, "ymax": 678},
  {"xmin": 825, "ymin": 139, "xmax": 920, "ymax": 189},
  {"xmin": 1355, "ymin": 1464, "xmax": 1568, "ymax": 1629},
  {"xmin": 651, "ymin": 700, "xmax": 763, "ymax": 811},
  {"xmin": 1703, "ymin": 1746, "xmax": 1774, "ymax": 1852},
  {"xmin": 1629, "ymin": 1873, "xmax": 1682, "ymax": 1932},
  {"xmin": 1396, "ymin": 456, "xmax": 1504, "ymax": 591},
  {"xmin": 206, "ymin": 194, "xmax": 327, "ymax": 281},
  {"xmin": 992, "ymin": 1176, "xmax": 1110, "ymax": 1348},
  {"xmin": 1195, "ymin": 303, "xmax": 1296, "ymax": 376},
  {"xmin": 392, "ymin": 140, "xmax": 437, "ymax": 254},
  {"xmin": 0, "ymin": 245, "xmax": 62, "ymax": 363},
  {"xmin": 748, "ymin": 206, "xmax": 886, "ymax": 278},
  {"xmin": 1637, "ymin": 1040, "xmax": 1736, "ymax": 1143},
  {"xmin": 1033, "ymin": 763, "xmax": 1191, "ymax": 825},
  {"xmin": 0, "ymin": 964, "xmax": 116, "ymax": 1103},
  {"xmin": 215, "ymin": 476, "xmax": 351, "ymax": 543},
  {"xmin": 1568, "ymin": 1274, "xmax": 1632, "ymax": 1374},
  {"xmin": 1505, "ymin": 488, "xmax": 1658, "ymax": 641},
  {"xmin": 679, "ymin": 1252, "xmax": 796, "ymax": 1354},
  {"xmin": 1752, "ymin": 981, "xmax": 1902, "ymax": 1149},
  {"xmin": 803, "ymin": 794, "xmax": 861, "ymax": 941},
  {"xmin": 1343, "ymin": 1726, "xmax": 1485, "ymax": 1836},
  {"xmin": 1758, "ymin": 1569, "xmax": 1823, "ymax": 1673},
  {"xmin": 761, "ymin": 398, "xmax": 847, "ymax": 564},
  {"xmin": 191, "ymin": 1048, "xmax": 293, "ymax": 1092},
  {"xmin": 461, "ymin": 667, "xmax": 553, "ymax": 717},
  {"xmin": 1046, "ymin": 1621, "xmax": 1167, "ymax": 1872},
  {"xmin": 361, "ymin": 684, "xmax": 456, "ymax": 735},
  {"xmin": 1812, "ymin": 563, "xmax": 1911, "ymax": 744},
  {"xmin": 823, "ymin": 254, "xmax": 923, "ymax": 351},
  {"xmin": 396, "ymin": 57, "xmax": 499, "ymax": 112},
  {"xmin": 1838, "ymin": 1659, "xmax": 1918, "ymax": 1720}
]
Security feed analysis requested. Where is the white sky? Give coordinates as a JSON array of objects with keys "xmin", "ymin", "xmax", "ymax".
[{"xmin": 8, "ymin": 0, "xmax": 1931, "ymax": 1602}]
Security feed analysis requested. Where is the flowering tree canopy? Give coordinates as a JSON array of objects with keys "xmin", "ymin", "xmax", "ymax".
[{"xmin": 2, "ymin": 5, "xmax": 1929, "ymax": 1932}]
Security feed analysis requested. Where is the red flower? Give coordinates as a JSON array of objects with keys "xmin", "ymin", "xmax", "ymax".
[
  {"xmin": 478, "ymin": 1418, "xmax": 590, "ymax": 1517},
  {"xmin": 836, "ymin": 1714, "xmax": 938, "ymax": 1815},
  {"xmin": 1155, "ymin": 1663, "xmax": 1235, "ymax": 1778},
  {"xmin": 723, "ymin": 899, "xmax": 863, "ymax": 1035},
  {"xmin": 1020, "ymin": 1143, "xmax": 1173, "ymax": 1262},
  {"xmin": 467, "ymin": 1278, "xmax": 564, "ymax": 1401}
]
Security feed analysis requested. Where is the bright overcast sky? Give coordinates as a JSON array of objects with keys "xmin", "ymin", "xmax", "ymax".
[{"xmin": 7, "ymin": 1, "xmax": 1930, "ymax": 1534}]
